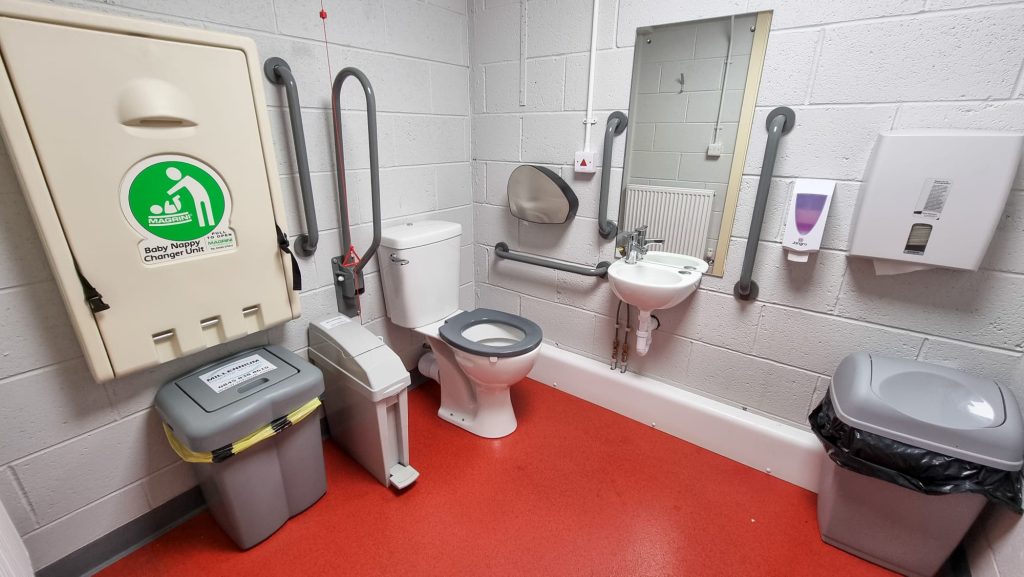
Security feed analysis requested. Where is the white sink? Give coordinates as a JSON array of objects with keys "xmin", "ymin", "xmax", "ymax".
[
  {"xmin": 642, "ymin": 251, "xmax": 710, "ymax": 273},
  {"xmin": 607, "ymin": 260, "xmax": 701, "ymax": 311},
  {"xmin": 606, "ymin": 252, "xmax": 706, "ymax": 356}
]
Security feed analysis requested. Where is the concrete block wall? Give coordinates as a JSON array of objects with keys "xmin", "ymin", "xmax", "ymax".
[
  {"xmin": 0, "ymin": 0, "xmax": 1022, "ymax": 574},
  {"xmin": 470, "ymin": 1, "xmax": 1024, "ymax": 575},
  {"xmin": 0, "ymin": 0, "xmax": 471, "ymax": 570}
]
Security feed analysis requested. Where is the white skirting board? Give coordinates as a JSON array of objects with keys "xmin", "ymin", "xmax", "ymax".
[{"xmin": 528, "ymin": 344, "xmax": 826, "ymax": 493}]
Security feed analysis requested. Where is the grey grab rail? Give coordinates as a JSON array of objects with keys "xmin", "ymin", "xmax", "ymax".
[
  {"xmin": 330, "ymin": 67, "xmax": 383, "ymax": 317},
  {"xmin": 733, "ymin": 107, "xmax": 796, "ymax": 302},
  {"xmin": 263, "ymin": 57, "xmax": 318, "ymax": 256},
  {"xmin": 494, "ymin": 242, "xmax": 610, "ymax": 278},
  {"xmin": 599, "ymin": 111, "xmax": 627, "ymax": 239}
]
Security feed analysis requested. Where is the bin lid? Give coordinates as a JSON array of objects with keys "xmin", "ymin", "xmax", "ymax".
[
  {"xmin": 831, "ymin": 353, "xmax": 1024, "ymax": 470},
  {"xmin": 175, "ymin": 348, "xmax": 299, "ymax": 412},
  {"xmin": 381, "ymin": 220, "xmax": 461, "ymax": 250},
  {"xmin": 155, "ymin": 346, "xmax": 324, "ymax": 452},
  {"xmin": 307, "ymin": 317, "xmax": 411, "ymax": 402}
]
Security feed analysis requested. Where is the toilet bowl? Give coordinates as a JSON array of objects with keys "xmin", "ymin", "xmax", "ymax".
[
  {"xmin": 379, "ymin": 221, "xmax": 543, "ymax": 438},
  {"xmin": 436, "ymin": 309, "xmax": 541, "ymax": 437}
]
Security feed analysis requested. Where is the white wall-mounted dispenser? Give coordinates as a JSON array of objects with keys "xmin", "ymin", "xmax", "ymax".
[
  {"xmin": 848, "ymin": 130, "xmax": 1024, "ymax": 276},
  {"xmin": 0, "ymin": 0, "xmax": 300, "ymax": 381},
  {"xmin": 782, "ymin": 179, "xmax": 835, "ymax": 262}
]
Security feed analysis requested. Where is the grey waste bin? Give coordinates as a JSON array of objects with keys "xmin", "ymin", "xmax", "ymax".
[
  {"xmin": 814, "ymin": 353, "xmax": 1024, "ymax": 577},
  {"xmin": 155, "ymin": 345, "xmax": 326, "ymax": 549},
  {"xmin": 308, "ymin": 317, "xmax": 419, "ymax": 490}
]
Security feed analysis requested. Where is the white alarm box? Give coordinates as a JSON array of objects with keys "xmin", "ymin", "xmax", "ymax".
[
  {"xmin": 0, "ymin": 1, "xmax": 300, "ymax": 381},
  {"xmin": 848, "ymin": 130, "xmax": 1024, "ymax": 275}
]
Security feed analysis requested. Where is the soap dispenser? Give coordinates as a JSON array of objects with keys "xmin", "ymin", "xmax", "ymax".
[{"xmin": 782, "ymin": 179, "xmax": 835, "ymax": 262}]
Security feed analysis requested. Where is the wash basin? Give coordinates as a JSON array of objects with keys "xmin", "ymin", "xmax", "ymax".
[
  {"xmin": 607, "ymin": 259, "xmax": 702, "ymax": 312},
  {"xmin": 642, "ymin": 251, "xmax": 710, "ymax": 273},
  {"xmin": 606, "ymin": 252, "xmax": 706, "ymax": 357}
]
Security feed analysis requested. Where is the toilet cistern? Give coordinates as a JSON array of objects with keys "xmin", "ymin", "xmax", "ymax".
[{"xmin": 609, "ymin": 226, "xmax": 707, "ymax": 356}]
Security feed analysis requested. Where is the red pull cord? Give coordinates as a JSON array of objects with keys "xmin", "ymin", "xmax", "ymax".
[{"xmin": 341, "ymin": 245, "xmax": 360, "ymax": 268}]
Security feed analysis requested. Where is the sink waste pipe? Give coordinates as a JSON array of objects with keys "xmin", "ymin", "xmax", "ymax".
[{"xmin": 634, "ymin": 312, "xmax": 660, "ymax": 357}]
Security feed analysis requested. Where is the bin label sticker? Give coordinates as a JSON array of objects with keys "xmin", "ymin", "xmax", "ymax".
[
  {"xmin": 199, "ymin": 354, "xmax": 277, "ymax": 394},
  {"xmin": 120, "ymin": 154, "xmax": 237, "ymax": 266},
  {"xmin": 319, "ymin": 316, "xmax": 352, "ymax": 329}
]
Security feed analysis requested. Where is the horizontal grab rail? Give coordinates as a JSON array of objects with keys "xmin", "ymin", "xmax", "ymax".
[
  {"xmin": 734, "ymin": 107, "xmax": 796, "ymax": 301},
  {"xmin": 494, "ymin": 242, "xmax": 610, "ymax": 278}
]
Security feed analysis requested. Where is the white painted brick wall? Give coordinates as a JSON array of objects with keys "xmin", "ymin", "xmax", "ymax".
[
  {"xmin": 0, "ymin": 0, "xmax": 471, "ymax": 570},
  {"xmin": 2, "ymin": 0, "xmax": 1023, "ymax": 574},
  {"xmin": 810, "ymin": 9, "xmax": 1024, "ymax": 104},
  {"xmin": 22, "ymin": 482, "xmax": 152, "ymax": 569},
  {"xmin": 12, "ymin": 410, "xmax": 177, "ymax": 526},
  {"xmin": 469, "ymin": 3, "xmax": 1024, "ymax": 574},
  {"xmin": 0, "ymin": 359, "xmax": 118, "ymax": 465},
  {"xmin": 385, "ymin": 0, "xmax": 467, "ymax": 65}
]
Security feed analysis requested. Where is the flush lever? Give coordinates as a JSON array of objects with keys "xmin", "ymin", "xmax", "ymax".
[{"xmin": 390, "ymin": 253, "xmax": 409, "ymax": 266}]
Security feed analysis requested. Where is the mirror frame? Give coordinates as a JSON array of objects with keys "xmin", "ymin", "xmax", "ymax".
[{"xmin": 618, "ymin": 11, "xmax": 773, "ymax": 277}]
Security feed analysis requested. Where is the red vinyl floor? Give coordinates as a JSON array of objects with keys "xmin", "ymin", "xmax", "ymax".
[{"xmin": 101, "ymin": 379, "xmax": 894, "ymax": 577}]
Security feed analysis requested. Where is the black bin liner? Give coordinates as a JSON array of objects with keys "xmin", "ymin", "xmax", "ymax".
[{"xmin": 810, "ymin": 392, "xmax": 1023, "ymax": 513}]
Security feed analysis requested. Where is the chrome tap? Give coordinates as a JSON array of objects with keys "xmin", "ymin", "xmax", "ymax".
[{"xmin": 623, "ymin": 225, "xmax": 664, "ymax": 264}]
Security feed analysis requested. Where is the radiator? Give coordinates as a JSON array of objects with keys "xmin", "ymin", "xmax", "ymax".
[{"xmin": 623, "ymin": 184, "xmax": 715, "ymax": 258}]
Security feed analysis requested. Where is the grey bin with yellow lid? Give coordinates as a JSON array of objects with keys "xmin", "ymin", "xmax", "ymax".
[
  {"xmin": 155, "ymin": 345, "xmax": 326, "ymax": 549},
  {"xmin": 811, "ymin": 353, "xmax": 1024, "ymax": 577}
]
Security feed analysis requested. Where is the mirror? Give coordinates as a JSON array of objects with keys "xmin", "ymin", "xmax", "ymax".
[
  {"xmin": 619, "ymin": 11, "xmax": 772, "ymax": 277},
  {"xmin": 507, "ymin": 165, "xmax": 579, "ymax": 224}
]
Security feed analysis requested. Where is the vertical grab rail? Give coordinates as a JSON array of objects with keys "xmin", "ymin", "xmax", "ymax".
[
  {"xmin": 330, "ymin": 67, "xmax": 382, "ymax": 318},
  {"xmin": 264, "ymin": 57, "xmax": 318, "ymax": 256},
  {"xmin": 734, "ymin": 107, "xmax": 796, "ymax": 301},
  {"xmin": 599, "ymin": 111, "xmax": 627, "ymax": 239}
]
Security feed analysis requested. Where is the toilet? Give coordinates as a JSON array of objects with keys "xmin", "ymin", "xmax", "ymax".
[{"xmin": 379, "ymin": 221, "xmax": 542, "ymax": 438}]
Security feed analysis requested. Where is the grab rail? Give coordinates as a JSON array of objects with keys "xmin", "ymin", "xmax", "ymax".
[
  {"xmin": 733, "ymin": 107, "xmax": 796, "ymax": 301},
  {"xmin": 264, "ymin": 57, "xmax": 318, "ymax": 256},
  {"xmin": 599, "ymin": 111, "xmax": 627, "ymax": 239},
  {"xmin": 330, "ymin": 67, "xmax": 383, "ymax": 317},
  {"xmin": 494, "ymin": 242, "xmax": 610, "ymax": 278}
]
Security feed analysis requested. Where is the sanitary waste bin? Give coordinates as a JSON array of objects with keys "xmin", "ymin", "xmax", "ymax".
[
  {"xmin": 155, "ymin": 346, "xmax": 326, "ymax": 549},
  {"xmin": 308, "ymin": 316, "xmax": 419, "ymax": 490},
  {"xmin": 811, "ymin": 353, "xmax": 1024, "ymax": 577}
]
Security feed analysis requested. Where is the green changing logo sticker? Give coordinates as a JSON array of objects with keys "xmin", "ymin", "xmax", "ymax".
[{"xmin": 120, "ymin": 155, "xmax": 236, "ymax": 265}]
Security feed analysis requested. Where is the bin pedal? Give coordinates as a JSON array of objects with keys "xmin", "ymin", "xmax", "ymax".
[{"xmin": 388, "ymin": 464, "xmax": 419, "ymax": 490}]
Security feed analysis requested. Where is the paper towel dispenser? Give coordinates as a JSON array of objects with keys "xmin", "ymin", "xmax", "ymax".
[
  {"xmin": 0, "ymin": 1, "xmax": 300, "ymax": 381},
  {"xmin": 848, "ymin": 130, "xmax": 1024, "ymax": 275}
]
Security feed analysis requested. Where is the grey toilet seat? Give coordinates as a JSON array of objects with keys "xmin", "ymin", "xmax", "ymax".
[{"xmin": 438, "ymin": 309, "xmax": 543, "ymax": 358}]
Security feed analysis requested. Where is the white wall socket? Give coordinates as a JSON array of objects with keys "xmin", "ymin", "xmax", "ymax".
[
  {"xmin": 707, "ymin": 142, "xmax": 724, "ymax": 157},
  {"xmin": 574, "ymin": 151, "xmax": 596, "ymax": 173}
]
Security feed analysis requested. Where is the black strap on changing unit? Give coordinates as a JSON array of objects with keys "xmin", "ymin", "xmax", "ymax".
[
  {"xmin": 73, "ymin": 259, "xmax": 110, "ymax": 314},
  {"xmin": 276, "ymin": 224, "xmax": 302, "ymax": 291}
]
